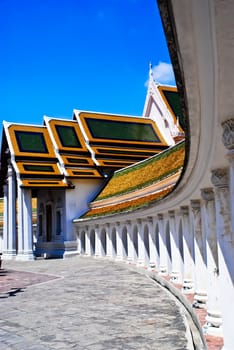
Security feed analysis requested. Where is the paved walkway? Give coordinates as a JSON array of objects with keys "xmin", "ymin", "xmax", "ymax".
[{"xmin": 0, "ymin": 256, "xmax": 193, "ymax": 350}]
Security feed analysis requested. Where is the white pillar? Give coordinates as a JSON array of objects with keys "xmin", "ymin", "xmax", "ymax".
[
  {"xmin": 76, "ymin": 229, "xmax": 81, "ymax": 254},
  {"xmin": 115, "ymin": 222, "xmax": 123, "ymax": 260},
  {"xmin": 191, "ymin": 200, "xmax": 207, "ymax": 308},
  {"xmin": 126, "ymin": 221, "xmax": 134, "ymax": 263},
  {"xmin": 85, "ymin": 229, "xmax": 91, "ymax": 256},
  {"xmin": 131, "ymin": 224, "xmax": 139, "ymax": 263},
  {"xmin": 3, "ymin": 184, "xmax": 8, "ymax": 256},
  {"xmin": 229, "ymin": 151, "xmax": 234, "ymax": 233},
  {"xmin": 158, "ymin": 214, "xmax": 168, "ymax": 275},
  {"xmin": 106, "ymin": 223, "xmax": 112, "ymax": 258},
  {"xmin": 16, "ymin": 182, "xmax": 24, "ymax": 259},
  {"xmin": 99, "ymin": 227, "xmax": 104, "ymax": 257},
  {"xmin": 95, "ymin": 225, "xmax": 101, "ymax": 257},
  {"xmin": 211, "ymin": 168, "xmax": 234, "ymax": 350},
  {"xmin": 180, "ymin": 206, "xmax": 194, "ymax": 293},
  {"xmin": 5, "ymin": 164, "xmax": 16, "ymax": 258},
  {"xmin": 22, "ymin": 188, "xmax": 34, "ymax": 260},
  {"xmin": 137, "ymin": 219, "xmax": 145, "ymax": 266},
  {"xmin": 148, "ymin": 217, "xmax": 157, "ymax": 269},
  {"xmin": 222, "ymin": 119, "xmax": 234, "ymax": 234},
  {"xmin": 201, "ymin": 188, "xmax": 222, "ymax": 336},
  {"xmin": 169, "ymin": 210, "xmax": 183, "ymax": 284},
  {"xmin": 142, "ymin": 221, "xmax": 150, "ymax": 267},
  {"xmin": 110, "ymin": 227, "xmax": 117, "ymax": 258}
]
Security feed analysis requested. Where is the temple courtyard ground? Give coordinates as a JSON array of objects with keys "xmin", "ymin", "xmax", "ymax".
[{"xmin": 0, "ymin": 256, "xmax": 213, "ymax": 350}]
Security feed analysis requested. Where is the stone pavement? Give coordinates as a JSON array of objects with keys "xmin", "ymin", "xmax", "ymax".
[{"xmin": 0, "ymin": 256, "xmax": 196, "ymax": 350}]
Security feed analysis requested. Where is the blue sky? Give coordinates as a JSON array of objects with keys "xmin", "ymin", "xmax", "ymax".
[{"xmin": 0, "ymin": 0, "xmax": 175, "ymax": 128}]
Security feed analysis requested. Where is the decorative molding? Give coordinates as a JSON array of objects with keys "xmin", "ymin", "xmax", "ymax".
[
  {"xmin": 222, "ymin": 118, "xmax": 234, "ymax": 150},
  {"xmin": 147, "ymin": 216, "xmax": 153, "ymax": 224},
  {"xmin": 216, "ymin": 187, "xmax": 231, "ymax": 237},
  {"xmin": 158, "ymin": 213, "xmax": 164, "ymax": 221},
  {"xmin": 190, "ymin": 200, "xmax": 201, "ymax": 211},
  {"xmin": 191, "ymin": 201, "xmax": 202, "ymax": 240},
  {"xmin": 180, "ymin": 206, "xmax": 189, "ymax": 216},
  {"xmin": 201, "ymin": 188, "xmax": 214, "ymax": 201},
  {"xmin": 211, "ymin": 168, "xmax": 229, "ymax": 188},
  {"xmin": 168, "ymin": 210, "xmax": 175, "ymax": 218}
]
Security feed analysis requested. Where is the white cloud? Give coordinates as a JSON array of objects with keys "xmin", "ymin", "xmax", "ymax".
[
  {"xmin": 152, "ymin": 62, "xmax": 175, "ymax": 83},
  {"xmin": 145, "ymin": 62, "xmax": 175, "ymax": 86}
]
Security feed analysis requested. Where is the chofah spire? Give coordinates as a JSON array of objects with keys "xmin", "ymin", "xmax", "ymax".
[{"xmin": 149, "ymin": 62, "xmax": 154, "ymax": 82}]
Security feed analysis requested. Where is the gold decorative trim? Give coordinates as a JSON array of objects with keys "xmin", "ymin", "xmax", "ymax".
[
  {"xmin": 97, "ymin": 159, "xmax": 134, "ymax": 167},
  {"xmin": 48, "ymin": 119, "xmax": 88, "ymax": 153},
  {"xmin": 16, "ymin": 162, "xmax": 62, "ymax": 176},
  {"xmin": 8, "ymin": 124, "xmax": 56, "ymax": 158},
  {"xmin": 66, "ymin": 168, "xmax": 102, "ymax": 178},
  {"xmin": 92, "ymin": 146, "xmax": 159, "ymax": 157},
  {"xmin": 61, "ymin": 155, "xmax": 94, "ymax": 167},
  {"xmin": 21, "ymin": 179, "xmax": 69, "ymax": 188}
]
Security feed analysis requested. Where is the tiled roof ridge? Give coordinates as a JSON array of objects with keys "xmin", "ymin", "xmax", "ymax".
[
  {"xmin": 95, "ymin": 140, "xmax": 185, "ymax": 201},
  {"xmin": 80, "ymin": 185, "xmax": 174, "ymax": 220},
  {"xmin": 90, "ymin": 170, "xmax": 182, "ymax": 209},
  {"xmin": 115, "ymin": 140, "xmax": 184, "ymax": 176}
]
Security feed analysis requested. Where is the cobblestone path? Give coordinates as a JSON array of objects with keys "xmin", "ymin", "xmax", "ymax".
[{"xmin": 0, "ymin": 257, "xmax": 190, "ymax": 350}]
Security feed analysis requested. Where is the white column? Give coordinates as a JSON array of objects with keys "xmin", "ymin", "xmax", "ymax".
[
  {"xmin": 115, "ymin": 222, "xmax": 123, "ymax": 260},
  {"xmin": 3, "ymin": 184, "xmax": 8, "ymax": 256},
  {"xmin": 16, "ymin": 182, "xmax": 24, "ymax": 259},
  {"xmin": 132, "ymin": 224, "xmax": 139, "ymax": 263},
  {"xmin": 106, "ymin": 223, "xmax": 112, "ymax": 258},
  {"xmin": 211, "ymin": 168, "xmax": 234, "ymax": 350},
  {"xmin": 95, "ymin": 225, "xmax": 101, "ymax": 257},
  {"xmin": 22, "ymin": 188, "xmax": 34, "ymax": 260},
  {"xmin": 191, "ymin": 200, "xmax": 207, "ymax": 308},
  {"xmin": 222, "ymin": 119, "xmax": 234, "ymax": 234},
  {"xmin": 137, "ymin": 219, "xmax": 145, "ymax": 266},
  {"xmin": 99, "ymin": 227, "xmax": 106, "ymax": 257},
  {"xmin": 76, "ymin": 229, "xmax": 81, "ymax": 254},
  {"xmin": 229, "ymin": 151, "xmax": 234, "ymax": 233},
  {"xmin": 148, "ymin": 217, "xmax": 157, "ymax": 269},
  {"xmin": 110, "ymin": 227, "xmax": 117, "ymax": 258},
  {"xmin": 169, "ymin": 210, "xmax": 183, "ymax": 284},
  {"xmin": 126, "ymin": 221, "xmax": 134, "ymax": 263},
  {"xmin": 85, "ymin": 228, "xmax": 91, "ymax": 256},
  {"xmin": 6, "ymin": 164, "xmax": 16, "ymax": 258},
  {"xmin": 142, "ymin": 220, "xmax": 150, "ymax": 267},
  {"xmin": 180, "ymin": 206, "xmax": 194, "ymax": 293},
  {"xmin": 201, "ymin": 188, "xmax": 222, "ymax": 336},
  {"xmin": 158, "ymin": 214, "xmax": 168, "ymax": 275}
]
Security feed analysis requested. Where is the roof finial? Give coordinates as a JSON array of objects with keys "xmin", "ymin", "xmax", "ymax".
[{"xmin": 149, "ymin": 62, "xmax": 154, "ymax": 82}]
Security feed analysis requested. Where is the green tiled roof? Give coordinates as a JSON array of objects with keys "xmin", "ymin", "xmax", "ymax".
[
  {"xmin": 86, "ymin": 118, "xmax": 161, "ymax": 142},
  {"xmin": 15, "ymin": 131, "xmax": 48, "ymax": 153},
  {"xmin": 55, "ymin": 125, "xmax": 82, "ymax": 148}
]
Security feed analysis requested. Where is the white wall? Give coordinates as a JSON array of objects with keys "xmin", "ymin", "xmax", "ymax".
[{"xmin": 65, "ymin": 178, "xmax": 104, "ymax": 241}]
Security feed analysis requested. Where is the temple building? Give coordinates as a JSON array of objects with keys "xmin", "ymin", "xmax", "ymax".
[
  {"xmin": 1, "ymin": 1, "xmax": 234, "ymax": 349},
  {"xmin": 0, "ymin": 80, "xmax": 182, "ymax": 259}
]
